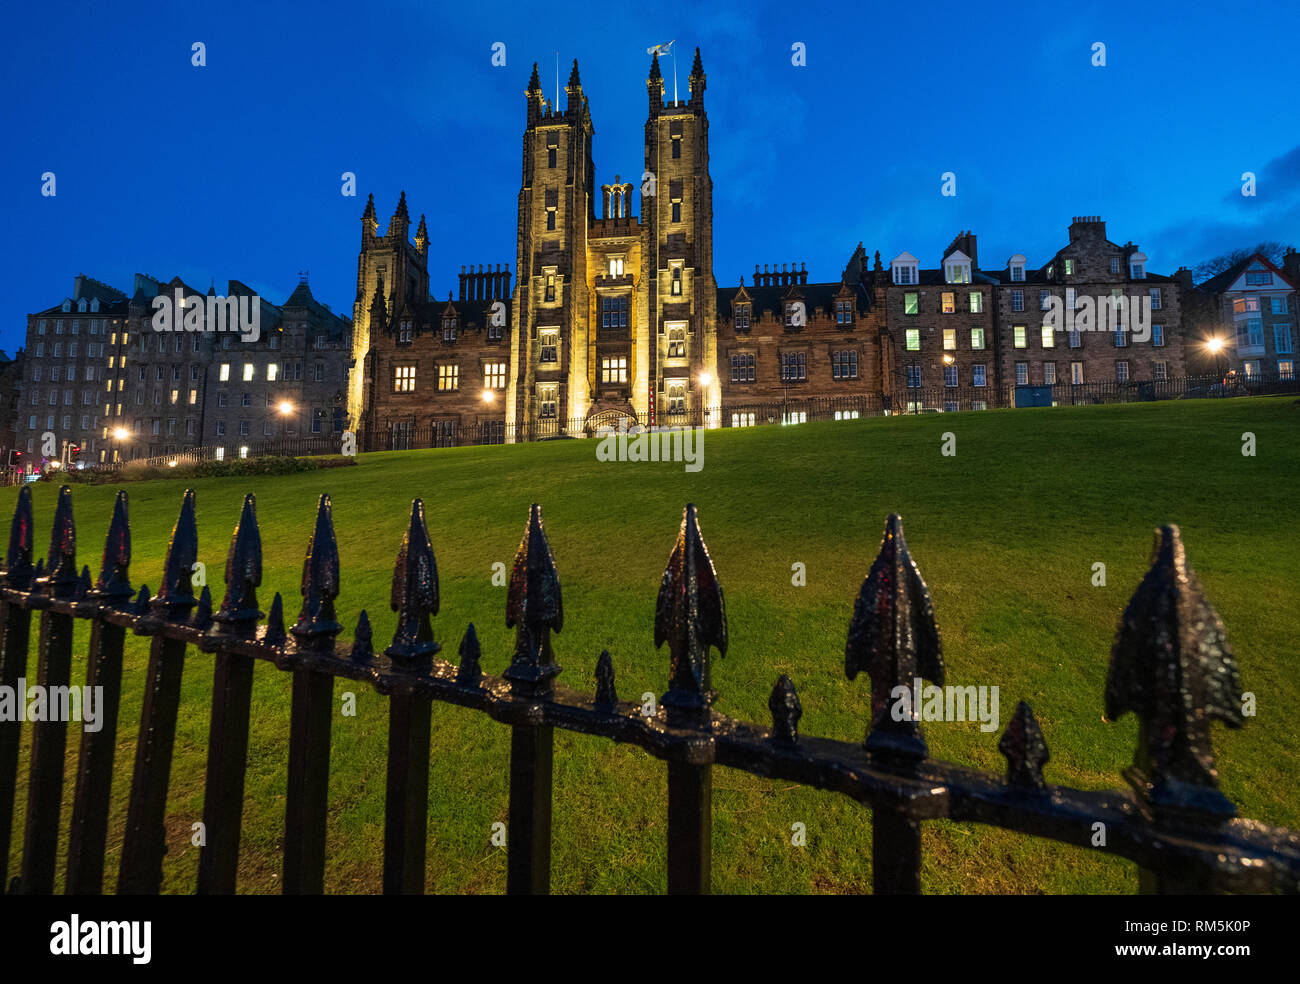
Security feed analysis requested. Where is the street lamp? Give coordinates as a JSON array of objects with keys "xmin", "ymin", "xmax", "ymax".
[
  {"xmin": 1205, "ymin": 336, "xmax": 1226, "ymax": 380},
  {"xmin": 481, "ymin": 389, "xmax": 495, "ymax": 403}
]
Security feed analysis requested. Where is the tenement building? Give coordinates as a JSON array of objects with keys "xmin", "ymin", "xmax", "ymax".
[
  {"xmin": 104, "ymin": 274, "xmax": 351, "ymax": 461},
  {"xmin": 19, "ymin": 275, "xmax": 128, "ymax": 461},
  {"xmin": 878, "ymin": 231, "xmax": 1000, "ymax": 412},
  {"xmin": 987, "ymin": 217, "xmax": 1186, "ymax": 391}
]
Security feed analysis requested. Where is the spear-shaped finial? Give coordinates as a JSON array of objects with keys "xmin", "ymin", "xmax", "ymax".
[
  {"xmin": 193, "ymin": 584, "xmax": 213, "ymax": 631},
  {"xmin": 504, "ymin": 503, "xmax": 563, "ymax": 694},
  {"xmin": 96, "ymin": 489, "xmax": 132, "ymax": 602},
  {"xmin": 133, "ymin": 583, "xmax": 151, "ymax": 614},
  {"xmin": 999, "ymin": 701, "xmax": 1049, "ymax": 789},
  {"xmin": 292, "ymin": 493, "xmax": 341, "ymax": 647},
  {"xmin": 845, "ymin": 515, "xmax": 943, "ymax": 762},
  {"xmin": 75, "ymin": 565, "xmax": 92, "ymax": 601},
  {"xmin": 769, "ymin": 675, "xmax": 802, "ymax": 744},
  {"xmin": 656, "ymin": 504, "xmax": 727, "ymax": 721},
  {"xmin": 1104, "ymin": 525, "xmax": 1244, "ymax": 818},
  {"xmin": 385, "ymin": 498, "xmax": 440, "ymax": 662},
  {"xmin": 457, "ymin": 623, "xmax": 481, "ymax": 684},
  {"xmin": 4, "ymin": 485, "xmax": 35, "ymax": 589},
  {"xmin": 351, "ymin": 609, "xmax": 374, "ymax": 663},
  {"xmin": 594, "ymin": 650, "xmax": 617, "ymax": 709},
  {"xmin": 265, "ymin": 592, "xmax": 286, "ymax": 646},
  {"xmin": 154, "ymin": 489, "xmax": 199, "ymax": 613},
  {"xmin": 212, "ymin": 493, "xmax": 262, "ymax": 635},
  {"xmin": 44, "ymin": 485, "xmax": 79, "ymax": 598}
]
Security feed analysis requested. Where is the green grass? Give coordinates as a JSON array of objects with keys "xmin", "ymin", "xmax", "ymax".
[{"xmin": 4, "ymin": 396, "xmax": 1298, "ymax": 894}]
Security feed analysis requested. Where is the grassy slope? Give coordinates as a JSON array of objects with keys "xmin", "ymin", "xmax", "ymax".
[{"xmin": 3, "ymin": 396, "xmax": 1297, "ymax": 894}]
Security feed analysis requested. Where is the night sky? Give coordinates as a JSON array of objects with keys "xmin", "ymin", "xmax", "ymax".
[{"xmin": 3, "ymin": 0, "xmax": 1297, "ymax": 353}]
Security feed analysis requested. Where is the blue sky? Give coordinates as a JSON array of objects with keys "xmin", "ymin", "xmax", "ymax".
[{"xmin": 2, "ymin": 0, "xmax": 1297, "ymax": 354}]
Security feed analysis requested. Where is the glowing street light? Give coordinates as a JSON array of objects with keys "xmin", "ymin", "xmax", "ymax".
[
  {"xmin": 1205, "ymin": 337, "xmax": 1224, "ymax": 354},
  {"xmin": 482, "ymin": 389, "xmax": 495, "ymax": 403},
  {"xmin": 112, "ymin": 427, "xmax": 129, "ymax": 441},
  {"xmin": 278, "ymin": 400, "xmax": 295, "ymax": 415},
  {"xmin": 698, "ymin": 371, "xmax": 713, "ymax": 387}
]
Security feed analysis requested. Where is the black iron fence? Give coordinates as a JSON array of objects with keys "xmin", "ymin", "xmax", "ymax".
[{"xmin": 1, "ymin": 485, "xmax": 1297, "ymax": 894}]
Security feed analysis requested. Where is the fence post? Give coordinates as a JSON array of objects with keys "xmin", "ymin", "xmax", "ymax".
[
  {"xmin": 119, "ymin": 489, "xmax": 200, "ymax": 894},
  {"xmin": 503, "ymin": 503, "xmax": 563, "ymax": 894},
  {"xmin": 846, "ymin": 515, "xmax": 944, "ymax": 895},
  {"xmin": 197, "ymin": 493, "xmax": 263, "ymax": 894},
  {"xmin": 0, "ymin": 487, "xmax": 36, "ymax": 892},
  {"xmin": 1105, "ymin": 525, "xmax": 1244, "ymax": 894},
  {"xmin": 66, "ymin": 490, "xmax": 133, "ymax": 893},
  {"xmin": 19, "ymin": 486, "xmax": 79, "ymax": 894},
  {"xmin": 656, "ymin": 504, "xmax": 727, "ymax": 895},
  {"xmin": 283, "ymin": 493, "xmax": 342, "ymax": 895},
  {"xmin": 381, "ymin": 498, "xmax": 439, "ymax": 895}
]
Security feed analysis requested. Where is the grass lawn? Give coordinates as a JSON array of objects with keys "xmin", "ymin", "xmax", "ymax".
[{"xmin": 3, "ymin": 396, "xmax": 1297, "ymax": 894}]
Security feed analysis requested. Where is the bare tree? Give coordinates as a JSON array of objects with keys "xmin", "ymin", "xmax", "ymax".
[{"xmin": 1194, "ymin": 241, "xmax": 1291, "ymax": 282}]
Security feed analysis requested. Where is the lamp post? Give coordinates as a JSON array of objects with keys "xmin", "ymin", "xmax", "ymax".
[
  {"xmin": 697, "ymin": 370, "xmax": 713, "ymax": 428},
  {"xmin": 1205, "ymin": 336, "xmax": 1226, "ymax": 382},
  {"xmin": 941, "ymin": 353, "xmax": 954, "ymax": 411},
  {"xmin": 908, "ymin": 357, "xmax": 919, "ymax": 414}
]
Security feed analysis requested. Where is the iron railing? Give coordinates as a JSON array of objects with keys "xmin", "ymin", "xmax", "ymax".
[{"xmin": 1, "ymin": 485, "xmax": 1297, "ymax": 894}]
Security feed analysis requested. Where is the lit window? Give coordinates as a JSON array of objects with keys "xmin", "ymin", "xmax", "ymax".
[
  {"xmin": 904, "ymin": 293, "xmax": 919, "ymax": 315},
  {"xmin": 268, "ymin": 363, "xmax": 278, "ymax": 381},
  {"xmin": 539, "ymin": 329, "xmax": 558, "ymax": 363},
  {"xmin": 970, "ymin": 328, "xmax": 985, "ymax": 349},
  {"xmin": 969, "ymin": 293, "xmax": 983, "ymax": 314},
  {"xmin": 667, "ymin": 327, "xmax": 686, "ymax": 358},
  {"xmin": 943, "ymin": 329, "xmax": 956, "ymax": 350},
  {"xmin": 1014, "ymin": 326, "xmax": 1027, "ymax": 349},
  {"xmin": 393, "ymin": 366, "xmax": 415, "ymax": 392},
  {"xmin": 438, "ymin": 364, "xmax": 459, "ymax": 391},
  {"xmin": 538, "ymin": 384, "xmax": 558, "ymax": 418},
  {"xmin": 905, "ymin": 329, "xmax": 920, "ymax": 351},
  {"xmin": 1041, "ymin": 326, "xmax": 1055, "ymax": 348},
  {"xmin": 243, "ymin": 363, "xmax": 254, "ymax": 381},
  {"xmin": 942, "ymin": 292, "xmax": 955, "ymax": 314},
  {"xmin": 600, "ymin": 357, "xmax": 628, "ymax": 384}
]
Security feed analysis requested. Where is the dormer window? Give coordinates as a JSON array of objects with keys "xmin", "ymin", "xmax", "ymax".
[
  {"xmin": 1129, "ymin": 252, "xmax": 1147, "ymax": 280},
  {"xmin": 891, "ymin": 252, "xmax": 919, "ymax": 285},
  {"xmin": 608, "ymin": 255, "xmax": 625, "ymax": 277},
  {"xmin": 62, "ymin": 300, "xmax": 72, "ymax": 312},
  {"xmin": 1064, "ymin": 259, "xmax": 1075, "ymax": 276},
  {"xmin": 836, "ymin": 300, "xmax": 853, "ymax": 325},
  {"xmin": 442, "ymin": 316, "xmax": 458, "ymax": 342},
  {"xmin": 1046, "ymin": 263, "xmax": 1054, "ymax": 279},
  {"xmin": 734, "ymin": 302, "xmax": 751, "ymax": 332},
  {"xmin": 1010, "ymin": 265, "xmax": 1024, "ymax": 281},
  {"xmin": 398, "ymin": 320, "xmax": 413, "ymax": 343},
  {"xmin": 944, "ymin": 253, "xmax": 972, "ymax": 284},
  {"xmin": 78, "ymin": 298, "xmax": 87, "ymax": 312},
  {"xmin": 1008, "ymin": 254, "xmax": 1026, "ymax": 282},
  {"xmin": 1245, "ymin": 266, "xmax": 1272, "ymax": 286},
  {"xmin": 90, "ymin": 297, "xmax": 100, "ymax": 312},
  {"xmin": 1110, "ymin": 257, "xmax": 1121, "ymax": 274}
]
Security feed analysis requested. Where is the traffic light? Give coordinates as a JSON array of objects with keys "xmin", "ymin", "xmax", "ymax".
[
  {"xmin": 9, "ymin": 450, "xmax": 21, "ymax": 468},
  {"xmin": 69, "ymin": 445, "xmax": 82, "ymax": 462}
]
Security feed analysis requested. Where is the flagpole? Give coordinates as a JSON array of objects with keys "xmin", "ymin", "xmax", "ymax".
[{"xmin": 555, "ymin": 51, "xmax": 559, "ymax": 111}]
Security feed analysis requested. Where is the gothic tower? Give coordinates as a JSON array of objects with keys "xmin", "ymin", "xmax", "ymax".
[
  {"xmin": 507, "ymin": 59, "xmax": 596, "ymax": 432},
  {"xmin": 642, "ymin": 47, "xmax": 718, "ymax": 423},
  {"xmin": 348, "ymin": 191, "xmax": 429, "ymax": 429}
]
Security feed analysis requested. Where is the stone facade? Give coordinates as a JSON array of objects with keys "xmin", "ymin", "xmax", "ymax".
[
  {"xmin": 106, "ymin": 274, "xmax": 350, "ymax": 460},
  {"xmin": 988, "ymin": 217, "xmax": 1186, "ymax": 390},
  {"xmin": 19, "ymin": 275, "xmax": 127, "ymax": 463}
]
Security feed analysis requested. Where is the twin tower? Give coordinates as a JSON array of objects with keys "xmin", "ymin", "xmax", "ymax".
[{"xmin": 348, "ymin": 49, "xmax": 718, "ymax": 435}]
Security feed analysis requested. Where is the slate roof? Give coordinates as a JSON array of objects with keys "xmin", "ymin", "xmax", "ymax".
[{"xmin": 716, "ymin": 281, "xmax": 871, "ymax": 320}]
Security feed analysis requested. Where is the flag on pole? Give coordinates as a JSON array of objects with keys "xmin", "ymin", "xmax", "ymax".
[{"xmin": 647, "ymin": 40, "xmax": 678, "ymax": 104}]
